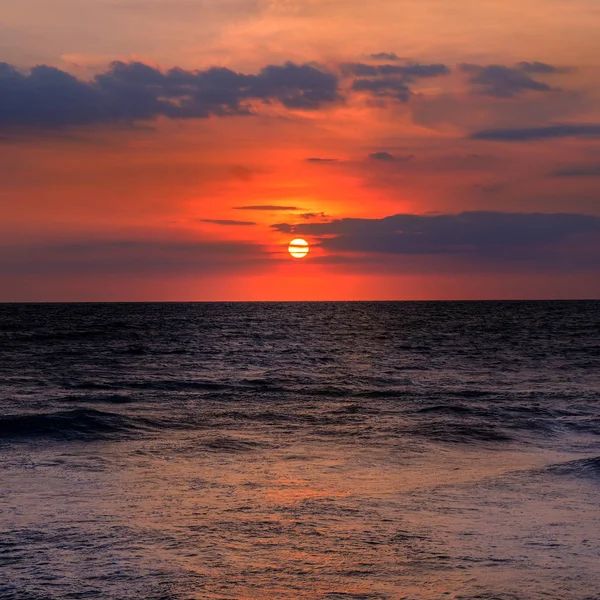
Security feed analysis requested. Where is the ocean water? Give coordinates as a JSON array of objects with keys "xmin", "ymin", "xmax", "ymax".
[{"xmin": 1, "ymin": 301, "xmax": 599, "ymax": 600}]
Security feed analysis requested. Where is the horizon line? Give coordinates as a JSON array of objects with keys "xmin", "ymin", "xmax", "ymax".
[{"xmin": 1, "ymin": 298, "xmax": 599, "ymax": 305}]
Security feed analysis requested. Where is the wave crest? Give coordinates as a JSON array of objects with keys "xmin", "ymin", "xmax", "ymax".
[{"xmin": 0, "ymin": 408, "xmax": 149, "ymax": 441}]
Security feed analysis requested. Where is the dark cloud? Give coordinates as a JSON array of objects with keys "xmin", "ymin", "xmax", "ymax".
[
  {"xmin": 369, "ymin": 151, "xmax": 396, "ymax": 161},
  {"xmin": 368, "ymin": 151, "xmax": 414, "ymax": 162},
  {"xmin": 460, "ymin": 63, "xmax": 556, "ymax": 97},
  {"xmin": 551, "ymin": 165, "xmax": 600, "ymax": 177},
  {"xmin": 370, "ymin": 52, "xmax": 401, "ymax": 61},
  {"xmin": 299, "ymin": 212, "xmax": 329, "ymax": 220},
  {"xmin": 341, "ymin": 63, "xmax": 379, "ymax": 77},
  {"xmin": 199, "ymin": 219, "xmax": 257, "ymax": 226},
  {"xmin": 470, "ymin": 124, "xmax": 600, "ymax": 141},
  {"xmin": 271, "ymin": 212, "xmax": 600, "ymax": 260},
  {"xmin": 234, "ymin": 205, "xmax": 302, "ymax": 211},
  {"xmin": 351, "ymin": 77, "xmax": 412, "ymax": 101},
  {"xmin": 272, "ymin": 223, "xmax": 293, "ymax": 234},
  {"xmin": 344, "ymin": 62, "xmax": 450, "ymax": 102},
  {"xmin": 516, "ymin": 61, "xmax": 567, "ymax": 74},
  {"xmin": 0, "ymin": 60, "xmax": 340, "ymax": 130},
  {"xmin": 305, "ymin": 157, "xmax": 339, "ymax": 163},
  {"xmin": 342, "ymin": 62, "xmax": 449, "ymax": 79}
]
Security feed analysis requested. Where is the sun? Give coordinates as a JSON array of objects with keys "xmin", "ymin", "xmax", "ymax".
[{"xmin": 288, "ymin": 238, "xmax": 309, "ymax": 259}]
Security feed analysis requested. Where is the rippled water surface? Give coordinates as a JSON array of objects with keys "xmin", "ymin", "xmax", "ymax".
[{"xmin": 1, "ymin": 301, "xmax": 600, "ymax": 599}]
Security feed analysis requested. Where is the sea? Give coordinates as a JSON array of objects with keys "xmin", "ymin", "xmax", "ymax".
[{"xmin": 1, "ymin": 301, "xmax": 599, "ymax": 600}]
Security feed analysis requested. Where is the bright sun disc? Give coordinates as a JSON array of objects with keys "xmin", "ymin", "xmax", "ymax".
[{"xmin": 288, "ymin": 238, "xmax": 309, "ymax": 259}]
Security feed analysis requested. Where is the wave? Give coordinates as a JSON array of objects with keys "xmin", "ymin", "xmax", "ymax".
[
  {"xmin": 355, "ymin": 389, "xmax": 407, "ymax": 399},
  {"xmin": 560, "ymin": 416, "xmax": 600, "ymax": 436},
  {"xmin": 405, "ymin": 420, "xmax": 513, "ymax": 444},
  {"xmin": 57, "ymin": 394, "xmax": 136, "ymax": 405},
  {"xmin": 0, "ymin": 408, "xmax": 152, "ymax": 441},
  {"xmin": 66, "ymin": 380, "xmax": 230, "ymax": 392},
  {"xmin": 117, "ymin": 345, "xmax": 190, "ymax": 356},
  {"xmin": 545, "ymin": 456, "xmax": 600, "ymax": 481},
  {"xmin": 447, "ymin": 389, "xmax": 495, "ymax": 398},
  {"xmin": 416, "ymin": 404, "xmax": 474, "ymax": 415},
  {"xmin": 329, "ymin": 404, "xmax": 378, "ymax": 415}
]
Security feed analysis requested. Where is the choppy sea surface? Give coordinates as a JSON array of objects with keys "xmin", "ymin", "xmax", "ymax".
[{"xmin": 1, "ymin": 301, "xmax": 600, "ymax": 600}]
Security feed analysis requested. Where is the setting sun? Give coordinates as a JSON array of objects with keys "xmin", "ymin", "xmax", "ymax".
[{"xmin": 288, "ymin": 238, "xmax": 309, "ymax": 259}]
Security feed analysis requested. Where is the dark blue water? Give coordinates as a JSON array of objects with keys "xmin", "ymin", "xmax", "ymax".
[{"xmin": 1, "ymin": 301, "xmax": 599, "ymax": 599}]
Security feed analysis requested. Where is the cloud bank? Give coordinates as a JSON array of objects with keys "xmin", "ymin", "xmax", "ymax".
[
  {"xmin": 0, "ymin": 60, "xmax": 339, "ymax": 129},
  {"xmin": 272, "ymin": 212, "xmax": 600, "ymax": 267},
  {"xmin": 0, "ymin": 57, "xmax": 459, "ymax": 131},
  {"xmin": 0, "ymin": 56, "xmax": 578, "ymax": 132},
  {"xmin": 470, "ymin": 124, "xmax": 600, "ymax": 141}
]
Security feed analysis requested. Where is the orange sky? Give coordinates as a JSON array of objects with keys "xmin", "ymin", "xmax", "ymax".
[{"xmin": 1, "ymin": 0, "xmax": 600, "ymax": 300}]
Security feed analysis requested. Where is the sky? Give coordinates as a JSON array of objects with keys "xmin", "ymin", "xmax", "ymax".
[{"xmin": 1, "ymin": 0, "xmax": 600, "ymax": 300}]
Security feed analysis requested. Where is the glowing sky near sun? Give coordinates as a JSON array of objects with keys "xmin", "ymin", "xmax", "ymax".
[{"xmin": 0, "ymin": 0, "xmax": 600, "ymax": 300}]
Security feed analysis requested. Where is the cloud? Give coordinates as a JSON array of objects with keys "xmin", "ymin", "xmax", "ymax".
[
  {"xmin": 551, "ymin": 165, "xmax": 600, "ymax": 177},
  {"xmin": 370, "ymin": 52, "xmax": 401, "ymax": 61},
  {"xmin": 1, "ymin": 57, "xmax": 567, "ymax": 132},
  {"xmin": 368, "ymin": 151, "xmax": 396, "ymax": 161},
  {"xmin": 460, "ymin": 63, "xmax": 557, "ymax": 97},
  {"xmin": 470, "ymin": 124, "xmax": 600, "ymax": 141},
  {"xmin": 351, "ymin": 77, "xmax": 412, "ymax": 101},
  {"xmin": 199, "ymin": 219, "xmax": 257, "ymax": 226},
  {"xmin": 299, "ymin": 212, "xmax": 329, "ymax": 220},
  {"xmin": 234, "ymin": 204, "xmax": 302, "ymax": 210},
  {"xmin": 368, "ymin": 151, "xmax": 414, "ymax": 162},
  {"xmin": 305, "ymin": 157, "xmax": 339, "ymax": 163},
  {"xmin": 271, "ymin": 211, "xmax": 600, "ymax": 261},
  {"xmin": 516, "ymin": 61, "xmax": 568, "ymax": 74},
  {"xmin": 342, "ymin": 62, "xmax": 450, "ymax": 79},
  {"xmin": 344, "ymin": 62, "xmax": 450, "ymax": 102},
  {"xmin": 0, "ymin": 60, "xmax": 340, "ymax": 130}
]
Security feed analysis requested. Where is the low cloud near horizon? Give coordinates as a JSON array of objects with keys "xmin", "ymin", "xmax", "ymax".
[{"xmin": 273, "ymin": 211, "xmax": 600, "ymax": 271}]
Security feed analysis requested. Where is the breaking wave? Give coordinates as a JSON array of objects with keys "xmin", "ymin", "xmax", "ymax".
[{"xmin": 0, "ymin": 408, "xmax": 152, "ymax": 441}]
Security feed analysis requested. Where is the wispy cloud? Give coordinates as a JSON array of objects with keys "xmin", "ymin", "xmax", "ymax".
[
  {"xmin": 368, "ymin": 152, "xmax": 414, "ymax": 162},
  {"xmin": 460, "ymin": 62, "xmax": 560, "ymax": 97},
  {"xmin": 299, "ymin": 212, "xmax": 329, "ymax": 220},
  {"xmin": 199, "ymin": 219, "xmax": 257, "ymax": 226},
  {"xmin": 551, "ymin": 165, "xmax": 600, "ymax": 177},
  {"xmin": 369, "ymin": 52, "xmax": 401, "ymax": 61},
  {"xmin": 305, "ymin": 157, "xmax": 339, "ymax": 163},
  {"xmin": 470, "ymin": 124, "xmax": 600, "ymax": 141}
]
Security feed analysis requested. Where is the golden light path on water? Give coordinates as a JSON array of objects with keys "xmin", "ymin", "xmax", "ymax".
[{"xmin": 288, "ymin": 238, "xmax": 309, "ymax": 259}]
